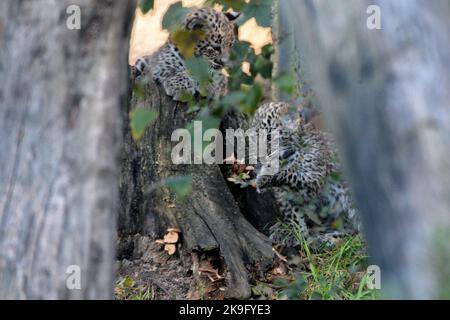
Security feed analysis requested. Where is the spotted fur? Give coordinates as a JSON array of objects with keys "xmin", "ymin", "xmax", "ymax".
[
  {"xmin": 132, "ymin": 8, "xmax": 239, "ymax": 101},
  {"xmin": 251, "ymin": 102, "xmax": 361, "ymax": 249}
]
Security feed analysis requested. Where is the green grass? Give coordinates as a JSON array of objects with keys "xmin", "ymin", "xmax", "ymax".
[
  {"xmin": 254, "ymin": 221, "xmax": 379, "ymax": 300},
  {"xmin": 116, "ymin": 220, "xmax": 379, "ymax": 300},
  {"xmin": 115, "ymin": 276, "xmax": 154, "ymax": 300}
]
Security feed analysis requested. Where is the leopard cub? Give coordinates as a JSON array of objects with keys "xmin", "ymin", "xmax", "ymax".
[
  {"xmin": 251, "ymin": 102, "xmax": 361, "ymax": 250},
  {"xmin": 132, "ymin": 8, "xmax": 240, "ymax": 101}
]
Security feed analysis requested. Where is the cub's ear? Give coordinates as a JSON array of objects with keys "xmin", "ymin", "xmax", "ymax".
[
  {"xmin": 225, "ymin": 11, "xmax": 240, "ymax": 21},
  {"xmin": 185, "ymin": 16, "xmax": 205, "ymax": 30}
]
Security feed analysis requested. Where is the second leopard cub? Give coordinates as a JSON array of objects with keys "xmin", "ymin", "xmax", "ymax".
[
  {"xmin": 133, "ymin": 8, "xmax": 240, "ymax": 101},
  {"xmin": 251, "ymin": 102, "xmax": 361, "ymax": 250}
]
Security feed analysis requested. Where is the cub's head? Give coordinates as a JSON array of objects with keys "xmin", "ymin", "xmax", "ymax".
[{"xmin": 184, "ymin": 8, "xmax": 240, "ymax": 68}]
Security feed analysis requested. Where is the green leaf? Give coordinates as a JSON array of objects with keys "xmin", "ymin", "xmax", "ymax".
[
  {"xmin": 162, "ymin": 2, "xmax": 190, "ymax": 32},
  {"xmin": 139, "ymin": 0, "xmax": 154, "ymax": 14},
  {"xmin": 130, "ymin": 107, "xmax": 157, "ymax": 141},
  {"xmin": 242, "ymin": 83, "xmax": 263, "ymax": 113},
  {"xmin": 171, "ymin": 28, "xmax": 206, "ymax": 59},
  {"xmin": 219, "ymin": 91, "xmax": 246, "ymax": 109},
  {"xmin": 199, "ymin": 114, "xmax": 222, "ymax": 132},
  {"xmin": 252, "ymin": 282, "xmax": 275, "ymax": 298},
  {"xmin": 242, "ymin": 0, "xmax": 273, "ymax": 27},
  {"xmin": 185, "ymin": 57, "xmax": 211, "ymax": 97},
  {"xmin": 274, "ymin": 72, "xmax": 296, "ymax": 95},
  {"xmin": 132, "ymin": 83, "xmax": 146, "ymax": 100},
  {"xmin": 273, "ymin": 277, "xmax": 289, "ymax": 288},
  {"xmin": 261, "ymin": 44, "xmax": 274, "ymax": 58},
  {"xmin": 230, "ymin": 41, "xmax": 252, "ymax": 62},
  {"xmin": 222, "ymin": 0, "xmax": 247, "ymax": 10},
  {"xmin": 165, "ymin": 176, "xmax": 193, "ymax": 199},
  {"xmin": 228, "ymin": 71, "xmax": 249, "ymax": 91},
  {"xmin": 251, "ymin": 55, "xmax": 273, "ymax": 79},
  {"xmin": 121, "ymin": 276, "xmax": 135, "ymax": 288},
  {"xmin": 204, "ymin": 0, "xmax": 246, "ymax": 10},
  {"xmin": 227, "ymin": 41, "xmax": 259, "ymax": 89}
]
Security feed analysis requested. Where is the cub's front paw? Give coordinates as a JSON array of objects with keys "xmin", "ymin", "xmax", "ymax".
[{"xmin": 133, "ymin": 57, "xmax": 150, "ymax": 79}]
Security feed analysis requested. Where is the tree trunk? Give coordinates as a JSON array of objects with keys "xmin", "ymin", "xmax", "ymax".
[
  {"xmin": 119, "ymin": 80, "xmax": 275, "ymax": 299},
  {"xmin": 282, "ymin": 0, "xmax": 450, "ymax": 298},
  {"xmin": 0, "ymin": 0, "xmax": 134, "ymax": 299}
]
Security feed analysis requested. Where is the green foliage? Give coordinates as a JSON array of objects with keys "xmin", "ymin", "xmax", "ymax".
[
  {"xmin": 139, "ymin": 0, "xmax": 154, "ymax": 14},
  {"xmin": 227, "ymin": 42, "xmax": 257, "ymax": 90},
  {"xmin": 165, "ymin": 176, "xmax": 193, "ymax": 200},
  {"xmin": 144, "ymin": 176, "xmax": 193, "ymax": 201},
  {"xmin": 252, "ymin": 54, "xmax": 273, "ymax": 79},
  {"xmin": 207, "ymin": 0, "xmax": 273, "ymax": 26},
  {"xmin": 130, "ymin": 107, "xmax": 158, "ymax": 141},
  {"xmin": 129, "ymin": 1, "xmax": 380, "ymax": 302},
  {"xmin": 134, "ymin": 0, "xmax": 297, "ymax": 200},
  {"xmin": 162, "ymin": 2, "xmax": 190, "ymax": 32},
  {"xmin": 135, "ymin": 0, "xmax": 285, "ymax": 127},
  {"xmin": 115, "ymin": 276, "xmax": 153, "ymax": 300},
  {"xmin": 291, "ymin": 226, "xmax": 378, "ymax": 300},
  {"xmin": 205, "ymin": 0, "xmax": 247, "ymax": 10},
  {"xmin": 185, "ymin": 57, "xmax": 211, "ymax": 97},
  {"xmin": 152, "ymin": 0, "xmax": 281, "ymax": 143},
  {"xmin": 274, "ymin": 72, "xmax": 297, "ymax": 96},
  {"xmin": 275, "ymin": 274, "xmax": 307, "ymax": 300},
  {"xmin": 238, "ymin": 44, "xmax": 274, "ymax": 80},
  {"xmin": 171, "ymin": 29, "xmax": 206, "ymax": 58},
  {"xmin": 157, "ymin": 0, "xmax": 283, "ymax": 129},
  {"xmin": 241, "ymin": 0, "xmax": 273, "ymax": 27},
  {"xmin": 253, "ymin": 233, "xmax": 379, "ymax": 300},
  {"xmin": 241, "ymin": 83, "xmax": 263, "ymax": 113},
  {"xmin": 132, "ymin": 82, "xmax": 147, "ymax": 100}
]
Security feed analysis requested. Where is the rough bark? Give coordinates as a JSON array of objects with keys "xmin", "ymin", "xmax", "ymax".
[
  {"xmin": 219, "ymin": 111, "xmax": 283, "ymax": 234},
  {"xmin": 0, "ymin": 0, "xmax": 134, "ymax": 299},
  {"xmin": 119, "ymin": 80, "xmax": 274, "ymax": 299},
  {"xmin": 282, "ymin": 0, "xmax": 450, "ymax": 298}
]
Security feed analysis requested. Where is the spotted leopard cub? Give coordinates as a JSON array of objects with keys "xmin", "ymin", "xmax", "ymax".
[
  {"xmin": 251, "ymin": 102, "xmax": 361, "ymax": 250},
  {"xmin": 132, "ymin": 8, "xmax": 239, "ymax": 101}
]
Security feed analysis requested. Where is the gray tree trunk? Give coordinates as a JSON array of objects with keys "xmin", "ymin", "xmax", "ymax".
[
  {"xmin": 282, "ymin": 0, "xmax": 450, "ymax": 298},
  {"xmin": 119, "ymin": 80, "xmax": 275, "ymax": 299},
  {"xmin": 0, "ymin": 0, "xmax": 135, "ymax": 299}
]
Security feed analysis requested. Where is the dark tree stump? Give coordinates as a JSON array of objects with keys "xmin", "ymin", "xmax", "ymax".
[{"xmin": 119, "ymin": 79, "xmax": 276, "ymax": 299}]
